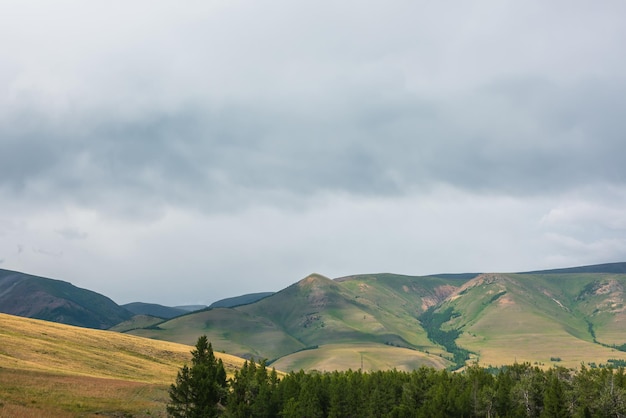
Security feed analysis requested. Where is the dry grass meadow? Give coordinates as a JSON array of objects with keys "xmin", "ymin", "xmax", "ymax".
[
  {"xmin": 270, "ymin": 343, "xmax": 451, "ymax": 372},
  {"xmin": 0, "ymin": 313, "xmax": 245, "ymax": 417}
]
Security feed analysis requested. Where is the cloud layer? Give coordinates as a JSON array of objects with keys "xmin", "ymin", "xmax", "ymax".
[{"xmin": 1, "ymin": 1, "xmax": 625, "ymax": 304}]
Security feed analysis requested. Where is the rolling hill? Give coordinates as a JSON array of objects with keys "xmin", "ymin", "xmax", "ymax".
[
  {"xmin": 126, "ymin": 264, "xmax": 626, "ymax": 371},
  {"xmin": 0, "ymin": 312, "xmax": 245, "ymax": 417},
  {"xmin": 4, "ymin": 262, "xmax": 626, "ymax": 373}
]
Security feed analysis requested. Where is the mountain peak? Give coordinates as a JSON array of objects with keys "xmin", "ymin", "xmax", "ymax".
[{"xmin": 298, "ymin": 273, "xmax": 332, "ymax": 287}]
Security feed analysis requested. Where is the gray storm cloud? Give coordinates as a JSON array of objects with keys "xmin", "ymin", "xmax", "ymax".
[
  {"xmin": 0, "ymin": 0, "xmax": 625, "ymax": 304},
  {"xmin": 2, "ymin": 77, "xmax": 625, "ymax": 215}
]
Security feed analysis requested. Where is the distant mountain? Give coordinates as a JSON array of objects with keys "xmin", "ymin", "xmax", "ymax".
[
  {"xmin": 522, "ymin": 261, "xmax": 626, "ymax": 274},
  {"xmin": 0, "ymin": 268, "xmax": 132, "ymax": 329},
  {"xmin": 175, "ymin": 305, "xmax": 207, "ymax": 312},
  {"xmin": 126, "ymin": 263, "xmax": 626, "ymax": 372},
  {"xmin": 209, "ymin": 292, "xmax": 275, "ymax": 308},
  {"xmin": 122, "ymin": 302, "xmax": 187, "ymax": 319}
]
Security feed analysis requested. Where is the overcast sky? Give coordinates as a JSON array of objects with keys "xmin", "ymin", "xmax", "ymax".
[{"xmin": 1, "ymin": 1, "xmax": 625, "ymax": 306}]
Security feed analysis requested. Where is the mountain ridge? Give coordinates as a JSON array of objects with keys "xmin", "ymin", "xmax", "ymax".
[
  {"xmin": 521, "ymin": 261, "xmax": 626, "ymax": 275},
  {"xmin": 209, "ymin": 291, "xmax": 275, "ymax": 308},
  {"xmin": 126, "ymin": 264, "xmax": 626, "ymax": 371},
  {"xmin": 3, "ymin": 262, "xmax": 626, "ymax": 372}
]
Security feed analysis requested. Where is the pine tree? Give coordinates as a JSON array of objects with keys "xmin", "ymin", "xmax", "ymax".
[
  {"xmin": 226, "ymin": 357, "xmax": 279, "ymax": 418},
  {"xmin": 542, "ymin": 373, "xmax": 568, "ymax": 418},
  {"xmin": 167, "ymin": 335, "xmax": 227, "ymax": 417},
  {"xmin": 168, "ymin": 365, "xmax": 193, "ymax": 417}
]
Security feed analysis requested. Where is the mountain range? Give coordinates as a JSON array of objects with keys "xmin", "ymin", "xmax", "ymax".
[{"xmin": 2, "ymin": 262, "xmax": 626, "ymax": 371}]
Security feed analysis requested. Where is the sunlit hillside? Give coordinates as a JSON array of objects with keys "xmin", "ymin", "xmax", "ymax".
[
  {"xmin": 0, "ymin": 313, "xmax": 245, "ymax": 417},
  {"xmin": 436, "ymin": 272, "xmax": 626, "ymax": 368}
]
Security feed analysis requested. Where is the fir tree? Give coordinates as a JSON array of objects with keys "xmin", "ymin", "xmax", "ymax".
[
  {"xmin": 167, "ymin": 335, "xmax": 227, "ymax": 417},
  {"xmin": 542, "ymin": 373, "xmax": 568, "ymax": 418}
]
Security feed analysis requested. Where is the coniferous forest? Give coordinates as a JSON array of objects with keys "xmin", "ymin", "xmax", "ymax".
[{"xmin": 168, "ymin": 336, "xmax": 626, "ymax": 418}]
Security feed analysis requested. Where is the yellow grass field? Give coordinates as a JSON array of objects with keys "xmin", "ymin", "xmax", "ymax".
[
  {"xmin": 0, "ymin": 313, "xmax": 245, "ymax": 417},
  {"xmin": 270, "ymin": 343, "xmax": 451, "ymax": 372}
]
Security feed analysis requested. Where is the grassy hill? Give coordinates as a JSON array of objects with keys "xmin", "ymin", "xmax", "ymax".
[
  {"xmin": 0, "ymin": 312, "xmax": 245, "ymax": 417},
  {"xmin": 430, "ymin": 272, "xmax": 626, "ymax": 368},
  {"xmin": 127, "ymin": 272, "xmax": 469, "ymax": 370}
]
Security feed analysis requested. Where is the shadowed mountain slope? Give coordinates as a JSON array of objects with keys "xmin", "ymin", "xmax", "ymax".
[
  {"xmin": 0, "ymin": 268, "xmax": 132, "ymax": 329},
  {"xmin": 209, "ymin": 291, "xmax": 275, "ymax": 308}
]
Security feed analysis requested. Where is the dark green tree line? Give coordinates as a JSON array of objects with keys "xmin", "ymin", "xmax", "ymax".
[{"xmin": 169, "ymin": 336, "xmax": 626, "ymax": 417}]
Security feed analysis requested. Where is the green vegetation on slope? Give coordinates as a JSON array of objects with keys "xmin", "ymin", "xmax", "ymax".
[{"xmin": 419, "ymin": 307, "xmax": 470, "ymax": 370}]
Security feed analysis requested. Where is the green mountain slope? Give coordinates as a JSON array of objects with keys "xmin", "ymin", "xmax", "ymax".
[
  {"xmin": 129, "ymin": 305, "xmax": 305, "ymax": 360},
  {"xmin": 127, "ymin": 272, "xmax": 471, "ymax": 369},
  {"xmin": 431, "ymin": 272, "xmax": 626, "ymax": 368}
]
